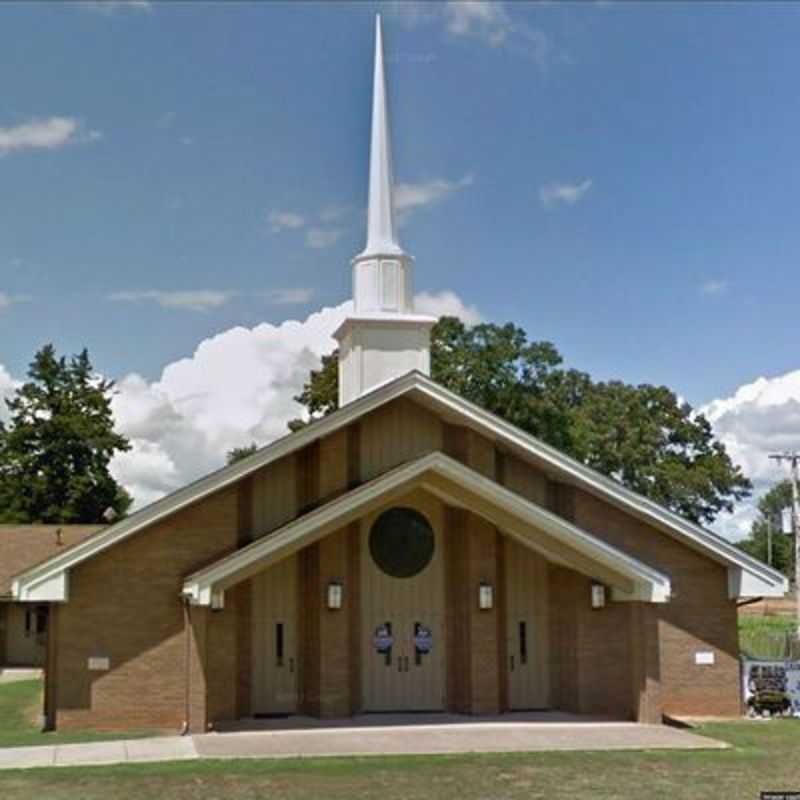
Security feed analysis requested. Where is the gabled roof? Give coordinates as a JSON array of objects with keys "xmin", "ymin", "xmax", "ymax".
[
  {"xmin": 183, "ymin": 452, "xmax": 672, "ymax": 608},
  {"xmin": 0, "ymin": 525, "xmax": 103, "ymax": 598},
  {"xmin": 12, "ymin": 370, "xmax": 787, "ymax": 602}
]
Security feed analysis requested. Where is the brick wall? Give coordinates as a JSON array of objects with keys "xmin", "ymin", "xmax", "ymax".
[
  {"xmin": 572, "ymin": 488, "xmax": 741, "ymax": 718},
  {"xmin": 52, "ymin": 486, "xmax": 240, "ymax": 731}
]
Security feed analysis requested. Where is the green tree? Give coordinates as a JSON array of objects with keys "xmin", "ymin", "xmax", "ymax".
[
  {"xmin": 737, "ymin": 481, "xmax": 794, "ymax": 576},
  {"xmin": 290, "ymin": 316, "xmax": 750, "ymax": 525},
  {"xmin": 226, "ymin": 443, "xmax": 259, "ymax": 464},
  {"xmin": 0, "ymin": 345, "xmax": 132, "ymax": 524}
]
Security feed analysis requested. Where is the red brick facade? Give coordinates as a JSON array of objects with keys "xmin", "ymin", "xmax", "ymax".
[{"xmin": 41, "ymin": 397, "xmax": 742, "ymax": 731}]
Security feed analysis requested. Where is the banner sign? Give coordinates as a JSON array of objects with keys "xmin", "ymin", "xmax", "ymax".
[
  {"xmin": 373, "ymin": 624, "xmax": 394, "ymax": 654},
  {"xmin": 414, "ymin": 623, "xmax": 433, "ymax": 655},
  {"xmin": 742, "ymin": 659, "xmax": 800, "ymax": 716}
]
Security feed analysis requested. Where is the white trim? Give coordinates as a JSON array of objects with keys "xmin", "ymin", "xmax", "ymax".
[
  {"xmin": 11, "ymin": 370, "xmax": 787, "ymax": 602},
  {"xmin": 182, "ymin": 452, "xmax": 671, "ymax": 607}
]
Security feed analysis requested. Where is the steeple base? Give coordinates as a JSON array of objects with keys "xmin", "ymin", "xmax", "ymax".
[{"xmin": 334, "ymin": 314, "xmax": 436, "ymax": 406}]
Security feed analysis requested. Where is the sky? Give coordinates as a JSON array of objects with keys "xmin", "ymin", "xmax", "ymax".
[{"xmin": 1, "ymin": 1, "xmax": 799, "ymax": 538}]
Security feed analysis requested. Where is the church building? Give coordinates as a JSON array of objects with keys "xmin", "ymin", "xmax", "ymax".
[{"xmin": 10, "ymin": 17, "xmax": 786, "ymax": 733}]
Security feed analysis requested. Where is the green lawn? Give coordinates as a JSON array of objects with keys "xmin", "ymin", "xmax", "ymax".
[
  {"xmin": 0, "ymin": 717, "xmax": 797, "ymax": 799},
  {"xmin": 0, "ymin": 680, "xmax": 157, "ymax": 749},
  {"xmin": 1, "ymin": 678, "xmax": 799, "ymax": 799}
]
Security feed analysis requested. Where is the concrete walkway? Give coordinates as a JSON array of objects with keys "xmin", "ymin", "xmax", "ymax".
[{"xmin": 0, "ymin": 715, "xmax": 728, "ymax": 770}]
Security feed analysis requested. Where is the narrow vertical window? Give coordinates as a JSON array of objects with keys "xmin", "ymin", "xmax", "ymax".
[
  {"xmin": 519, "ymin": 621, "xmax": 528, "ymax": 665},
  {"xmin": 276, "ymin": 622, "xmax": 284, "ymax": 667}
]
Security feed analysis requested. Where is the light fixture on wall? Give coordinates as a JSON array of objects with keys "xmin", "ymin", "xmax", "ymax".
[
  {"xmin": 478, "ymin": 582, "xmax": 494, "ymax": 611},
  {"xmin": 327, "ymin": 581, "xmax": 344, "ymax": 610},
  {"xmin": 591, "ymin": 581, "xmax": 606, "ymax": 609}
]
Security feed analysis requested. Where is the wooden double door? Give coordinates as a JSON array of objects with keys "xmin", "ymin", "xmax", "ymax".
[{"xmin": 361, "ymin": 496, "xmax": 446, "ymax": 712}]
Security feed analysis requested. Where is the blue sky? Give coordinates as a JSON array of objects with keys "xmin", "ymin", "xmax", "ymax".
[{"xmin": 2, "ymin": 1, "xmax": 799, "ymax": 528}]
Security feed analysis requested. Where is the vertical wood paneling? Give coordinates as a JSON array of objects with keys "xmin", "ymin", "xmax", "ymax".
[
  {"xmin": 251, "ymin": 456, "xmax": 296, "ymax": 537},
  {"xmin": 359, "ymin": 399, "xmax": 442, "ymax": 482},
  {"xmin": 251, "ymin": 556, "xmax": 299, "ymax": 714},
  {"xmin": 506, "ymin": 537, "xmax": 550, "ymax": 709},
  {"xmin": 360, "ymin": 490, "xmax": 445, "ymax": 711}
]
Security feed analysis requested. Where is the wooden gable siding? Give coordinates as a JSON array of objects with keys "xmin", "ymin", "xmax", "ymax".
[{"xmin": 359, "ymin": 397, "xmax": 443, "ymax": 482}]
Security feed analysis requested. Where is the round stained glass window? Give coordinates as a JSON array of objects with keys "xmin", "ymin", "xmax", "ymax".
[{"xmin": 369, "ymin": 507, "xmax": 435, "ymax": 579}]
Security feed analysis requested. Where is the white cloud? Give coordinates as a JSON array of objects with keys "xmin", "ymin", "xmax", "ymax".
[
  {"xmin": 394, "ymin": 174, "xmax": 474, "ymax": 224},
  {"xmin": 77, "ymin": 1, "xmax": 152, "ymax": 14},
  {"xmin": 0, "ymin": 292, "xmax": 31, "ymax": 310},
  {"xmin": 443, "ymin": 1, "xmax": 513, "ymax": 46},
  {"xmin": 305, "ymin": 228, "xmax": 344, "ymax": 249},
  {"xmin": 392, "ymin": 1, "xmax": 551, "ymax": 66},
  {"xmin": 415, "ymin": 290, "xmax": 483, "ymax": 325},
  {"xmin": 701, "ymin": 369, "xmax": 800, "ymax": 540},
  {"xmin": 540, "ymin": 179, "xmax": 593, "ymax": 209},
  {"xmin": 105, "ymin": 291, "xmax": 481, "ymax": 507},
  {"xmin": 264, "ymin": 288, "xmax": 315, "ymax": 305},
  {"xmin": 110, "ymin": 288, "xmax": 314, "ymax": 310},
  {"xmin": 0, "ymin": 117, "xmax": 84, "ymax": 156},
  {"xmin": 268, "ymin": 211, "xmax": 305, "ymax": 233},
  {"xmin": 110, "ymin": 290, "xmax": 236, "ymax": 312},
  {"xmin": 700, "ymin": 279, "xmax": 728, "ymax": 296},
  {"xmin": 0, "ymin": 289, "xmax": 479, "ymax": 507},
  {"xmin": 0, "ymin": 365, "xmax": 19, "ymax": 425}
]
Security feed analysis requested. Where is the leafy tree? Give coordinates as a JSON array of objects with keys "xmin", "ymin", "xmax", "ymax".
[
  {"xmin": 0, "ymin": 345, "xmax": 132, "ymax": 524},
  {"xmin": 737, "ymin": 481, "xmax": 794, "ymax": 576},
  {"xmin": 226, "ymin": 443, "xmax": 259, "ymax": 465},
  {"xmin": 290, "ymin": 316, "xmax": 751, "ymax": 525}
]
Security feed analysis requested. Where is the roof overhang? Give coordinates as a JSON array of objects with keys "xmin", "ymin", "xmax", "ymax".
[
  {"xmin": 12, "ymin": 370, "xmax": 787, "ymax": 603},
  {"xmin": 182, "ymin": 452, "xmax": 672, "ymax": 608}
]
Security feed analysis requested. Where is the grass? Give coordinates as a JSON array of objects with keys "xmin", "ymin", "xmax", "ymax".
[
  {"xmin": 0, "ymin": 680, "xmax": 158, "ymax": 749},
  {"xmin": 739, "ymin": 614, "xmax": 798, "ymax": 659},
  {"xmin": 1, "ymin": 676, "xmax": 799, "ymax": 799},
  {"xmin": 0, "ymin": 720, "xmax": 797, "ymax": 799}
]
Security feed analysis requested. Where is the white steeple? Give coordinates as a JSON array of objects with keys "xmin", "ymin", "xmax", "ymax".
[
  {"xmin": 361, "ymin": 14, "xmax": 403, "ymax": 259},
  {"xmin": 334, "ymin": 15, "xmax": 436, "ymax": 406}
]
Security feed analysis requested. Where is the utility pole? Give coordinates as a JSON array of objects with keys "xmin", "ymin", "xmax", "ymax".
[
  {"xmin": 767, "ymin": 515, "xmax": 773, "ymax": 568},
  {"xmin": 769, "ymin": 451, "xmax": 800, "ymax": 636}
]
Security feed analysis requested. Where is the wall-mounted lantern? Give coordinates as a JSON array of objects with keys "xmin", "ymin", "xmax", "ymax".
[
  {"xmin": 591, "ymin": 581, "xmax": 606, "ymax": 609},
  {"xmin": 478, "ymin": 582, "xmax": 494, "ymax": 611},
  {"xmin": 327, "ymin": 581, "xmax": 344, "ymax": 610}
]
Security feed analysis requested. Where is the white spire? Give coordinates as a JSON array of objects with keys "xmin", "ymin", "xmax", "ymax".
[
  {"xmin": 335, "ymin": 15, "xmax": 434, "ymax": 407},
  {"xmin": 361, "ymin": 14, "xmax": 404, "ymax": 258}
]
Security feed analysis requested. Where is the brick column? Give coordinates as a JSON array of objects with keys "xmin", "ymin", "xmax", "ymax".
[
  {"xmin": 186, "ymin": 604, "xmax": 209, "ymax": 733},
  {"xmin": 630, "ymin": 602, "xmax": 662, "ymax": 723}
]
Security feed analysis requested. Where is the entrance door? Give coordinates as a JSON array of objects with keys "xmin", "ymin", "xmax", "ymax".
[
  {"xmin": 252, "ymin": 555, "xmax": 298, "ymax": 715},
  {"xmin": 505, "ymin": 537, "xmax": 550, "ymax": 709},
  {"xmin": 361, "ymin": 494, "xmax": 445, "ymax": 712}
]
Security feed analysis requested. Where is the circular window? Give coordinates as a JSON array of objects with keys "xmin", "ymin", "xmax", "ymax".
[{"xmin": 369, "ymin": 507, "xmax": 435, "ymax": 579}]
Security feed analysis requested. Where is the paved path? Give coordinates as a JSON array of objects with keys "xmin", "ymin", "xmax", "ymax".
[{"xmin": 0, "ymin": 720, "xmax": 727, "ymax": 771}]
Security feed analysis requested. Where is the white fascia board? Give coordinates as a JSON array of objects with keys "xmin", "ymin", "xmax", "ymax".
[
  {"xmin": 406, "ymin": 376, "xmax": 787, "ymax": 597},
  {"xmin": 10, "ymin": 372, "xmax": 424, "ymax": 603},
  {"xmin": 424, "ymin": 457, "xmax": 671, "ymax": 603},
  {"xmin": 727, "ymin": 566, "xmax": 786, "ymax": 599},
  {"xmin": 183, "ymin": 452, "xmax": 670, "ymax": 607},
  {"xmin": 14, "ymin": 369, "xmax": 784, "ymax": 603},
  {"xmin": 12, "ymin": 570, "xmax": 68, "ymax": 603}
]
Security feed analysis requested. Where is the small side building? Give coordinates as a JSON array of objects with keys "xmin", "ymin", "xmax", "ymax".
[{"xmin": 0, "ymin": 526, "xmax": 103, "ymax": 667}]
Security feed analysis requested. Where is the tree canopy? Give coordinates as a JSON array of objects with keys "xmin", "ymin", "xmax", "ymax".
[
  {"xmin": 0, "ymin": 345, "xmax": 132, "ymax": 524},
  {"xmin": 226, "ymin": 443, "xmax": 259, "ymax": 465},
  {"xmin": 290, "ymin": 317, "xmax": 751, "ymax": 525},
  {"xmin": 736, "ymin": 480, "xmax": 794, "ymax": 576}
]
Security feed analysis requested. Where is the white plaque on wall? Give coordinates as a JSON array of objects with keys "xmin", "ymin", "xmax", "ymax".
[
  {"xmin": 695, "ymin": 651, "xmax": 715, "ymax": 666},
  {"xmin": 88, "ymin": 656, "xmax": 110, "ymax": 671}
]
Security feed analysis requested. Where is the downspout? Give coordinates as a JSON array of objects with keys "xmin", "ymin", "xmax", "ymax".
[{"xmin": 180, "ymin": 596, "xmax": 191, "ymax": 736}]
